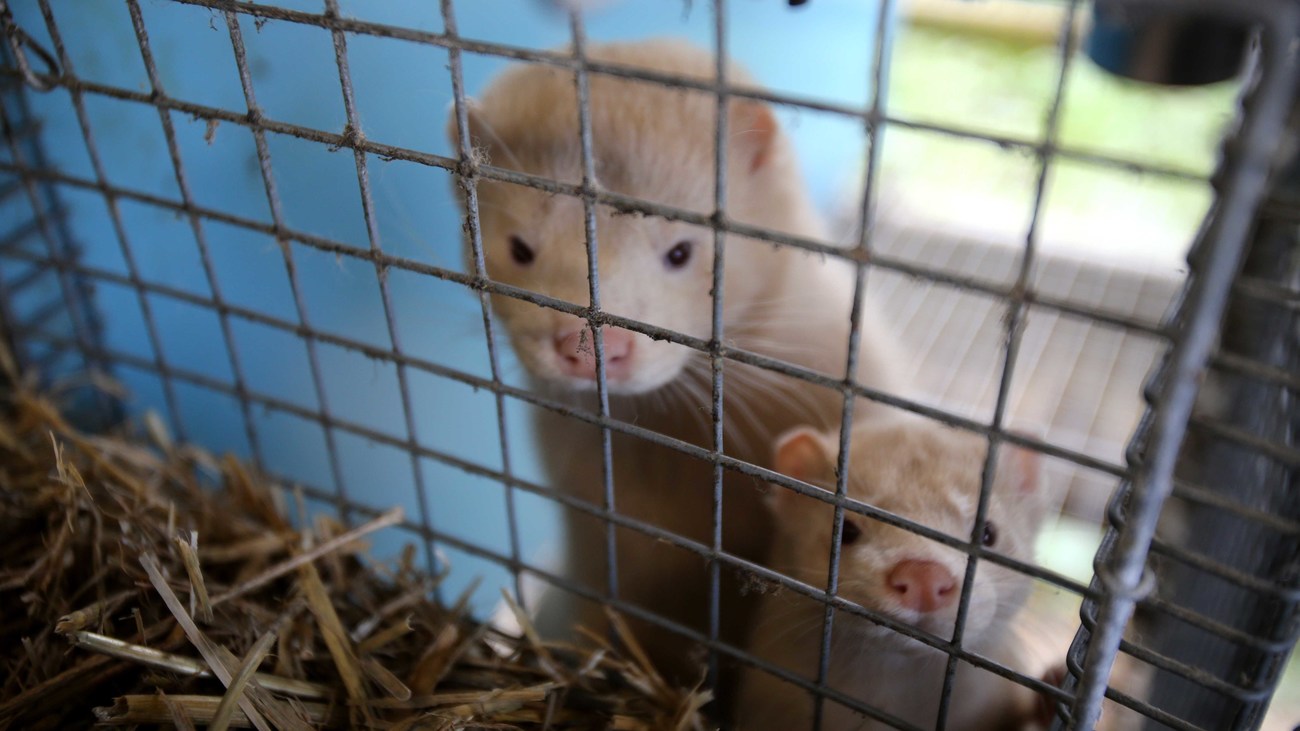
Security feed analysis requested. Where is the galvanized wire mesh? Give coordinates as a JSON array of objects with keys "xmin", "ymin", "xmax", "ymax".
[{"xmin": 0, "ymin": 1, "xmax": 1296, "ymax": 729}]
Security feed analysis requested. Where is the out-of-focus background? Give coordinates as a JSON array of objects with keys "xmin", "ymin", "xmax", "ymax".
[{"xmin": 3, "ymin": 0, "xmax": 1293, "ymax": 726}]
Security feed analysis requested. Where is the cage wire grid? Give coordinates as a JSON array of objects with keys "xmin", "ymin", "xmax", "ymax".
[
  {"xmin": 1054, "ymin": 3, "xmax": 1300, "ymax": 731},
  {"xmin": 0, "ymin": 0, "xmax": 1297, "ymax": 729}
]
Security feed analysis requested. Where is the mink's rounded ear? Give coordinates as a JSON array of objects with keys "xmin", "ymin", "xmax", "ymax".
[
  {"xmin": 767, "ymin": 427, "xmax": 833, "ymax": 513},
  {"xmin": 1002, "ymin": 430, "xmax": 1045, "ymax": 496},
  {"xmin": 998, "ymin": 430, "xmax": 1058, "ymax": 534},
  {"xmin": 1012, "ymin": 445, "xmax": 1042, "ymax": 496},
  {"xmin": 729, "ymin": 98, "xmax": 779, "ymax": 174},
  {"xmin": 774, "ymin": 426, "xmax": 832, "ymax": 484}
]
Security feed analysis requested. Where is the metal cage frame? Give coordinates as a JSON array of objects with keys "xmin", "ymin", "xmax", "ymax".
[{"xmin": 0, "ymin": 0, "xmax": 1297, "ymax": 729}]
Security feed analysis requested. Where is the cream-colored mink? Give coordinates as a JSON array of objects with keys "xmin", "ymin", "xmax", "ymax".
[
  {"xmin": 448, "ymin": 38, "xmax": 901, "ymax": 684},
  {"xmin": 736, "ymin": 417, "xmax": 1052, "ymax": 730}
]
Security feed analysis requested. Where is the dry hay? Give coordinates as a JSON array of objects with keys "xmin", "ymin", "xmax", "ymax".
[{"xmin": 0, "ymin": 351, "xmax": 712, "ymax": 730}]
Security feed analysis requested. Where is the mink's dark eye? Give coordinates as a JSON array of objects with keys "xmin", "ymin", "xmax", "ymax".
[
  {"xmin": 664, "ymin": 240, "xmax": 692, "ymax": 269},
  {"xmin": 840, "ymin": 519, "xmax": 862, "ymax": 546},
  {"xmin": 509, "ymin": 235, "xmax": 535, "ymax": 265},
  {"xmin": 981, "ymin": 522, "xmax": 998, "ymax": 548}
]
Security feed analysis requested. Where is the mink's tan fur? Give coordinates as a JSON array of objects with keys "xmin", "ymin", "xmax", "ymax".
[
  {"xmin": 735, "ymin": 418, "xmax": 1052, "ymax": 730},
  {"xmin": 448, "ymin": 38, "xmax": 902, "ymax": 685}
]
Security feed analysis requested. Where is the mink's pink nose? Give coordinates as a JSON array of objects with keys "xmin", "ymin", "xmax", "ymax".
[
  {"xmin": 554, "ymin": 328, "xmax": 634, "ymax": 381},
  {"xmin": 886, "ymin": 560, "xmax": 957, "ymax": 613}
]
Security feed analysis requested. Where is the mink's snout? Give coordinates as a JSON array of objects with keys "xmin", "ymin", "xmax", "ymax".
[
  {"xmin": 554, "ymin": 327, "xmax": 636, "ymax": 381},
  {"xmin": 886, "ymin": 559, "xmax": 957, "ymax": 613}
]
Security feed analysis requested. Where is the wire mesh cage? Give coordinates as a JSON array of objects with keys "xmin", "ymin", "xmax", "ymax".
[{"xmin": 0, "ymin": 0, "xmax": 1297, "ymax": 729}]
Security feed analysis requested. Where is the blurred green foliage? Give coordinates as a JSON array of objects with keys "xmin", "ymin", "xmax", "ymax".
[{"xmin": 878, "ymin": 24, "xmax": 1239, "ymax": 263}]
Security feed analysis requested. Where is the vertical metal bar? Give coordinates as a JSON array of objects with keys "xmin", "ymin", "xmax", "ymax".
[
  {"xmin": 567, "ymin": 13, "xmax": 620, "ymax": 607},
  {"xmin": 112, "ymin": 0, "xmax": 263, "ymax": 461},
  {"xmin": 320, "ymin": 0, "xmax": 446, "ymax": 587},
  {"xmin": 438, "ymin": 0, "xmax": 526, "ymax": 604},
  {"xmin": 1160, "ymin": 197, "xmax": 1300, "ymax": 728},
  {"xmin": 0, "ymin": 29, "xmax": 104, "ymax": 392},
  {"xmin": 706, "ymin": 0, "xmax": 729, "ymax": 690},
  {"xmin": 933, "ymin": 1, "xmax": 1081, "ymax": 728},
  {"xmin": 0, "ymin": 237, "xmax": 33, "ymax": 370},
  {"xmin": 0, "ymin": 77, "xmax": 107, "ymax": 411},
  {"xmin": 220, "ymin": 8, "xmax": 354, "ymax": 524},
  {"xmin": 0, "ymin": 163, "xmax": 39, "ymax": 369},
  {"xmin": 810, "ymin": 2, "xmax": 894, "ymax": 728},
  {"xmin": 1068, "ymin": 1, "xmax": 1300, "ymax": 726}
]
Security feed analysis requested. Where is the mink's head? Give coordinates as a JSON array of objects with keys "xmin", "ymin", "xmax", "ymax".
[
  {"xmin": 764, "ymin": 419, "xmax": 1050, "ymax": 648},
  {"xmin": 446, "ymin": 39, "xmax": 792, "ymax": 395}
]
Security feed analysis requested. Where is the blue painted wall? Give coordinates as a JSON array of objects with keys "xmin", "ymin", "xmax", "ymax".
[{"xmin": 7, "ymin": 0, "xmax": 889, "ymax": 616}]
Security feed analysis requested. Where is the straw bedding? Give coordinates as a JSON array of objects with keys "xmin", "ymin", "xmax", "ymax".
[{"xmin": 0, "ymin": 352, "xmax": 711, "ymax": 730}]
